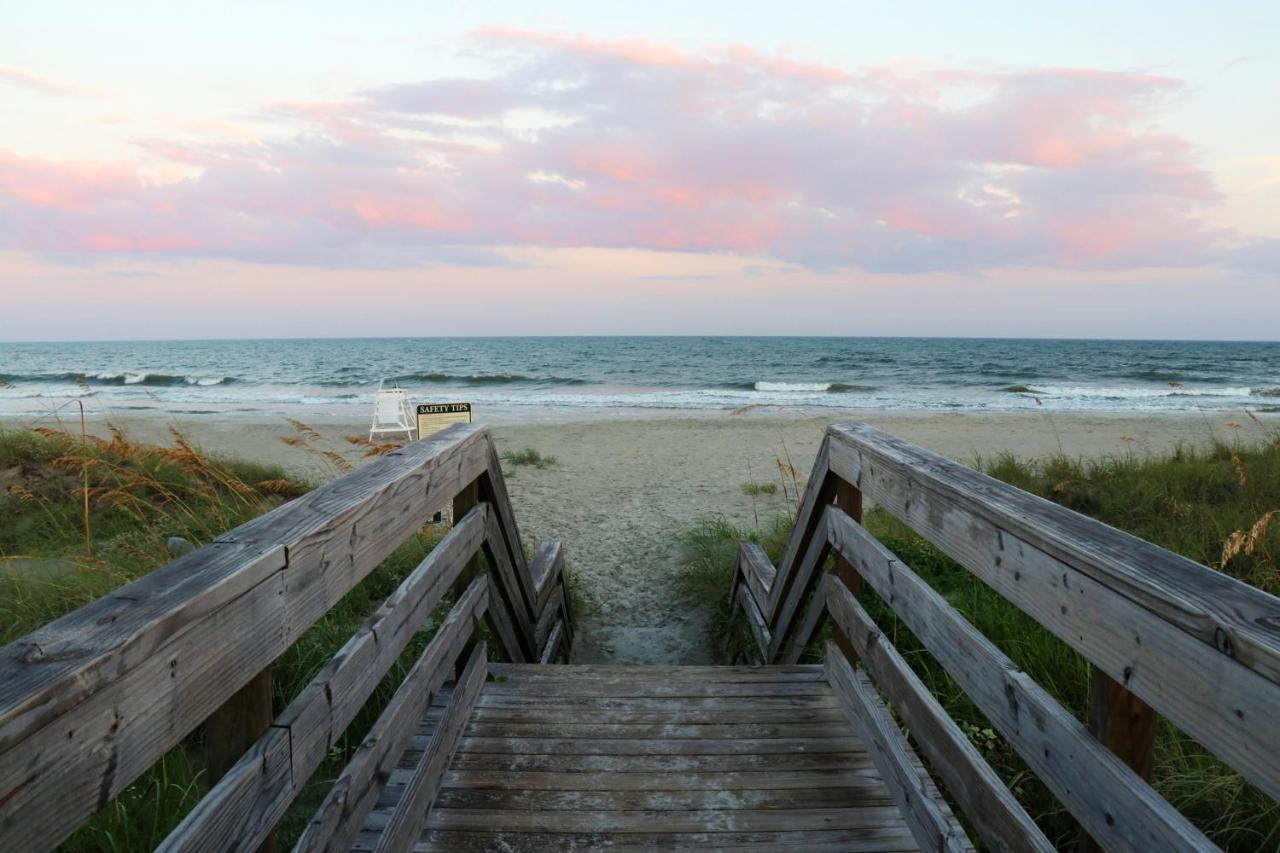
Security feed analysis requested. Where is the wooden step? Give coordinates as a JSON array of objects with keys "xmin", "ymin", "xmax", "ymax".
[{"xmin": 353, "ymin": 663, "xmax": 968, "ymax": 852}]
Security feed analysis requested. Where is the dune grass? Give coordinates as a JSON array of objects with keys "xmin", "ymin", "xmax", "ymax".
[
  {"xmin": 500, "ymin": 447, "xmax": 558, "ymax": 469},
  {"xmin": 740, "ymin": 481, "xmax": 778, "ymax": 496},
  {"xmin": 0, "ymin": 426, "xmax": 456, "ymax": 850},
  {"xmin": 679, "ymin": 435, "xmax": 1280, "ymax": 849}
]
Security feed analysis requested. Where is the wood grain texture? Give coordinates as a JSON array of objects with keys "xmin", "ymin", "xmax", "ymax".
[
  {"xmin": 159, "ymin": 506, "xmax": 491, "ymax": 853},
  {"xmin": 765, "ymin": 510, "xmax": 831, "ymax": 661},
  {"xmin": 829, "ymin": 422, "xmax": 1280, "ymax": 682},
  {"xmin": 375, "ymin": 643, "xmax": 488, "ymax": 853},
  {"xmin": 738, "ymin": 542, "xmax": 776, "ymax": 613},
  {"xmin": 293, "ymin": 575, "xmax": 488, "ymax": 853},
  {"xmin": 766, "ymin": 438, "xmax": 835, "ymax": 620},
  {"xmin": 0, "ymin": 424, "xmax": 491, "ymax": 851},
  {"xmin": 825, "ymin": 577, "xmax": 1053, "ymax": 853},
  {"xmin": 825, "ymin": 645, "xmax": 971, "ymax": 852},
  {"xmin": 827, "ymin": 423, "xmax": 1280, "ymax": 802},
  {"xmin": 736, "ymin": 583, "xmax": 772, "ymax": 659},
  {"xmin": 420, "ymin": 662, "xmax": 926, "ymax": 851},
  {"xmin": 826, "ymin": 508, "xmax": 1214, "ymax": 853}
]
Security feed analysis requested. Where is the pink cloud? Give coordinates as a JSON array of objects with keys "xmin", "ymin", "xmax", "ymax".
[
  {"xmin": 0, "ymin": 65, "xmax": 107, "ymax": 99},
  {"xmin": 0, "ymin": 31, "xmax": 1246, "ymax": 271}
]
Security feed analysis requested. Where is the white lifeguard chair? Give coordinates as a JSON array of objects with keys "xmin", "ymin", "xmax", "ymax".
[{"xmin": 369, "ymin": 380, "xmax": 417, "ymax": 442}]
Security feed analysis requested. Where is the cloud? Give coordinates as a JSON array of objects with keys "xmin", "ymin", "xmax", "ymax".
[
  {"xmin": 0, "ymin": 65, "xmax": 107, "ymax": 98},
  {"xmin": 0, "ymin": 31, "xmax": 1247, "ymax": 272}
]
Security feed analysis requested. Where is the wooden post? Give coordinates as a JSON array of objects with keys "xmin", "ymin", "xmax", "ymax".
[
  {"xmin": 833, "ymin": 480, "xmax": 863, "ymax": 663},
  {"xmin": 205, "ymin": 667, "xmax": 276, "ymax": 853},
  {"xmin": 1078, "ymin": 667, "xmax": 1157, "ymax": 851}
]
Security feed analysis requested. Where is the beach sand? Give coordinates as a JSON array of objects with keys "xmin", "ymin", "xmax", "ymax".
[{"xmin": 23, "ymin": 408, "xmax": 1268, "ymax": 663}]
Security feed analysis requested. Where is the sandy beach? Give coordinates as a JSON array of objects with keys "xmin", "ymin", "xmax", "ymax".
[{"xmin": 20, "ymin": 407, "xmax": 1268, "ymax": 665}]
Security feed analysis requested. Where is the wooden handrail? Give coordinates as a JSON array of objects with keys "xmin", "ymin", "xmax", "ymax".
[
  {"xmin": 0, "ymin": 424, "xmax": 573, "ymax": 851},
  {"xmin": 732, "ymin": 421, "xmax": 1280, "ymax": 852}
]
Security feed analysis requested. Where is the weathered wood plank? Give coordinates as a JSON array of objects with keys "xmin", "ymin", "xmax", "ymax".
[
  {"xmin": 533, "ymin": 584, "xmax": 566, "ymax": 651},
  {"xmin": 826, "ymin": 644, "xmax": 970, "ymax": 852},
  {"xmin": 528, "ymin": 540, "xmax": 564, "ymax": 615},
  {"xmin": 470, "ymin": 705, "xmax": 847, "ymax": 726},
  {"xmin": 293, "ymin": 575, "xmax": 488, "ymax": 853},
  {"xmin": 415, "ymin": 827, "xmax": 917, "ymax": 852},
  {"xmin": 431, "ymin": 785, "xmax": 891, "ymax": 811},
  {"xmin": 830, "ymin": 422, "xmax": 1280, "ymax": 682},
  {"xmin": 475, "ymin": 694, "xmax": 839, "ymax": 711},
  {"xmin": 464, "ymin": 720, "xmax": 853, "ymax": 739},
  {"xmin": 481, "ymin": 679, "xmax": 830, "ymax": 698},
  {"xmin": 163, "ymin": 726, "xmax": 292, "ymax": 853},
  {"xmin": 457, "ymin": 736, "xmax": 859, "ymax": 756},
  {"xmin": 825, "ymin": 576, "xmax": 1053, "ymax": 853},
  {"xmin": 485, "ymin": 663, "xmax": 825, "ymax": 681},
  {"xmin": 376, "ymin": 643, "xmax": 488, "ymax": 853},
  {"xmin": 480, "ymin": 511, "xmax": 535, "ymax": 659},
  {"xmin": 0, "ymin": 424, "xmax": 491, "ymax": 851},
  {"xmin": 448, "ymin": 751, "xmax": 859, "ymax": 773},
  {"xmin": 826, "ymin": 509, "xmax": 1214, "ymax": 852},
  {"xmin": 438, "ymin": 767, "xmax": 880, "ymax": 791},
  {"xmin": 781, "ymin": 562, "xmax": 829, "ymax": 665},
  {"xmin": 739, "ymin": 542, "xmax": 776, "ymax": 613},
  {"xmin": 538, "ymin": 621, "xmax": 564, "ymax": 664},
  {"xmin": 766, "ymin": 511, "xmax": 831, "ymax": 660},
  {"xmin": 766, "ymin": 437, "xmax": 835, "ymax": 620},
  {"xmin": 426, "ymin": 806, "xmax": 909, "ymax": 833},
  {"xmin": 478, "ymin": 443, "xmax": 538, "ymax": 615},
  {"xmin": 158, "ymin": 506, "xmax": 490, "ymax": 853},
  {"xmin": 484, "ymin": 573, "xmax": 527, "ymax": 664},
  {"xmin": 737, "ymin": 583, "xmax": 772, "ymax": 660},
  {"xmin": 827, "ymin": 425, "xmax": 1280, "ymax": 803}
]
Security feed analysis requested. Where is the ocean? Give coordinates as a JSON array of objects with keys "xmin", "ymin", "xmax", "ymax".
[{"xmin": 1, "ymin": 337, "xmax": 1278, "ymax": 420}]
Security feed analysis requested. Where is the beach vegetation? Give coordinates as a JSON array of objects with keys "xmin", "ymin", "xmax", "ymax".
[
  {"xmin": 680, "ymin": 434, "xmax": 1280, "ymax": 849},
  {"xmin": 740, "ymin": 481, "xmax": 778, "ymax": 496},
  {"xmin": 501, "ymin": 447, "xmax": 558, "ymax": 469}
]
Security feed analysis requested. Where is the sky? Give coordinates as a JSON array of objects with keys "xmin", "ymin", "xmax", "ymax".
[{"xmin": 1, "ymin": 1, "xmax": 1277, "ymax": 341}]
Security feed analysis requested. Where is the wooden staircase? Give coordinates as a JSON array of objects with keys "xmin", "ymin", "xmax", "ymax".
[{"xmin": 357, "ymin": 663, "xmax": 965, "ymax": 852}]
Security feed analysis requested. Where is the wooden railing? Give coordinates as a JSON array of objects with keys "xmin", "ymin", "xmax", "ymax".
[
  {"xmin": 731, "ymin": 422, "xmax": 1280, "ymax": 853},
  {"xmin": 0, "ymin": 423, "xmax": 573, "ymax": 852}
]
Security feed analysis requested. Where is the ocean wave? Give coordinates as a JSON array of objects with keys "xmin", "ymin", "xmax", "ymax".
[
  {"xmin": 392, "ymin": 372, "xmax": 590, "ymax": 386},
  {"xmin": 1254, "ymin": 387, "xmax": 1280, "ymax": 398},
  {"xmin": 754, "ymin": 381, "xmax": 833, "ymax": 392},
  {"xmin": 0, "ymin": 371, "xmax": 238, "ymax": 387},
  {"xmin": 746, "ymin": 381, "xmax": 878, "ymax": 393},
  {"xmin": 1036, "ymin": 385, "xmax": 1253, "ymax": 399}
]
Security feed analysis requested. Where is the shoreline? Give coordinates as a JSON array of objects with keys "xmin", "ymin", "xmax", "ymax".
[{"xmin": 8, "ymin": 408, "xmax": 1274, "ymax": 664}]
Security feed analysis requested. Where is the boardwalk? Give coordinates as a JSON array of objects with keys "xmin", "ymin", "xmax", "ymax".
[
  {"xmin": 1, "ymin": 421, "xmax": 1278, "ymax": 851},
  {"xmin": 378, "ymin": 664, "xmax": 962, "ymax": 852}
]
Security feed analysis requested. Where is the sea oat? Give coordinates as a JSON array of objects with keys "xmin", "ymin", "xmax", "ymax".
[
  {"xmin": 322, "ymin": 451, "xmax": 354, "ymax": 473},
  {"xmin": 1231, "ymin": 453, "xmax": 1249, "ymax": 487},
  {"xmin": 1245, "ymin": 510, "xmax": 1277, "ymax": 556},
  {"xmin": 286, "ymin": 418, "xmax": 323, "ymax": 442},
  {"xmin": 1222, "ymin": 529, "xmax": 1247, "ymax": 566}
]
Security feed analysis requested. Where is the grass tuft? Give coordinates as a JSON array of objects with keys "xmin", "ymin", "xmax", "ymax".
[
  {"xmin": 501, "ymin": 448, "xmax": 558, "ymax": 469},
  {"xmin": 740, "ymin": 481, "xmax": 778, "ymax": 496}
]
